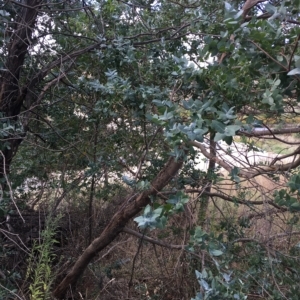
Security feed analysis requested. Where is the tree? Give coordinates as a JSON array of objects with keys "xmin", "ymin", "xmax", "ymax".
[{"xmin": 2, "ymin": 0, "xmax": 300, "ymax": 299}]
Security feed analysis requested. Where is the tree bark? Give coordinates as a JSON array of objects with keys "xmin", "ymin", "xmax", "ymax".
[
  {"xmin": 52, "ymin": 156, "xmax": 184, "ymax": 299},
  {"xmin": 0, "ymin": 0, "xmax": 42, "ymax": 185}
]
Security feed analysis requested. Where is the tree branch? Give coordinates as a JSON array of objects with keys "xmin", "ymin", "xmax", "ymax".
[
  {"xmin": 182, "ymin": 189, "xmax": 286, "ymax": 210},
  {"xmin": 242, "ymin": 0, "xmax": 265, "ymax": 19},
  {"xmin": 122, "ymin": 227, "xmax": 204, "ymax": 261},
  {"xmin": 191, "ymin": 140, "xmax": 300, "ymax": 178},
  {"xmin": 238, "ymin": 127, "xmax": 300, "ymax": 137},
  {"xmin": 53, "ymin": 155, "xmax": 184, "ymax": 298},
  {"xmin": 123, "ymin": 227, "xmax": 184, "ymax": 250}
]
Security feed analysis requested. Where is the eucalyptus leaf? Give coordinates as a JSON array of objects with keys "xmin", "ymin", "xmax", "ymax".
[
  {"xmin": 287, "ymin": 68, "xmax": 300, "ymax": 75},
  {"xmin": 210, "ymin": 249, "xmax": 223, "ymax": 256}
]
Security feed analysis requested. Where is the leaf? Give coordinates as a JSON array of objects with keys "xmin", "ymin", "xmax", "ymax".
[
  {"xmin": 224, "ymin": 125, "xmax": 241, "ymax": 136},
  {"xmin": 104, "ymin": 68, "xmax": 118, "ymax": 78},
  {"xmin": 274, "ymin": 79, "xmax": 281, "ymax": 86},
  {"xmin": 134, "ymin": 205, "xmax": 165, "ymax": 230},
  {"xmin": 234, "ymin": 10, "xmax": 244, "ymax": 19},
  {"xmin": 223, "ymin": 136, "xmax": 233, "ymax": 145},
  {"xmin": 167, "ymin": 191, "xmax": 188, "ymax": 205},
  {"xmin": 288, "ymin": 174, "xmax": 300, "ymax": 193},
  {"xmin": 211, "ymin": 120, "xmax": 225, "ymax": 133},
  {"xmin": 182, "ymin": 98, "xmax": 194, "ymax": 110},
  {"xmin": 210, "ymin": 249, "xmax": 223, "ymax": 256},
  {"xmin": 167, "ymin": 191, "xmax": 189, "ymax": 212},
  {"xmin": 218, "ymin": 106, "xmax": 236, "ymax": 121},
  {"xmin": 121, "ymin": 175, "xmax": 136, "ymax": 186},
  {"xmin": 290, "ymin": 202, "xmax": 300, "ymax": 211},
  {"xmin": 223, "ymin": 272, "xmax": 231, "ymax": 282},
  {"xmin": 159, "ymin": 109, "xmax": 174, "ymax": 121},
  {"xmin": 152, "ymin": 99, "xmax": 164, "ymax": 106},
  {"xmin": 194, "ymin": 128, "xmax": 208, "ymax": 142},
  {"xmin": 214, "ymin": 132, "xmax": 226, "ymax": 142},
  {"xmin": 199, "ymin": 279, "xmax": 210, "ymax": 291},
  {"xmin": 0, "ymin": 10, "xmax": 10, "ymax": 16},
  {"xmin": 287, "ymin": 68, "xmax": 300, "ymax": 75},
  {"xmin": 265, "ymin": 3, "xmax": 277, "ymax": 13},
  {"xmin": 230, "ymin": 167, "xmax": 240, "ymax": 183},
  {"xmin": 224, "ymin": 2, "xmax": 233, "ymax": 12},
  {"xmin": 200, "ymin": 99, "xmax": 217, "ymax": 112},
  {"xmin": 195, "ymin": 269, "xmax": 203, "ymax": 279}
]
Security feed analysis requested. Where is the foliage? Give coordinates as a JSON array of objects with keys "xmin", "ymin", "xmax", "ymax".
[
  {"xmin": 25, "ymin": 216, "xmax": 60, "ymax": 300},
  {"xmin": 2, "ymin": 0, "xmax": 300, "ymax": 298}
]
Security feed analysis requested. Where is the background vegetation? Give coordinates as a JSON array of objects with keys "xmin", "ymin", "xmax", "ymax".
[{"xmin": 2, "ymin": 0, "xmax": 300, "ymax": 299}]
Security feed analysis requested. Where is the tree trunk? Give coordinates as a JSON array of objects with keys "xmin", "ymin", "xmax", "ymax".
[
  {"xmin": 0, "ymin": 0, "xmax": 42, "ymax": 187},
  {"xmin": 52, "ymin": 156, "xmax": 184, "ymax": 299}
]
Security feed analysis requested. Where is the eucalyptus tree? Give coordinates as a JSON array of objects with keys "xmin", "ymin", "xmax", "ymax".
[{"xmin": 2, "ymin": 0, "xmax": 300, "ymax": 299}]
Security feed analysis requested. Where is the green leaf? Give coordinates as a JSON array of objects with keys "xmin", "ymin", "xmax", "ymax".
[
  {"xmin": 230, "ymin": 167, "xmax": 240, "ymax": 183},
  {"xmin": 134, "ymin": 205, "xmax": 165, "ymax": 230},
  {"xmin": 210, "ymin": 249, "xmax": 223, "ymax": 256},
  {"xmin": 224, "ymin": 2, "xmax": 232, "ymax": 12},
  {"xmin": 234, "ymin": 10, "xmax": 243, "ymax": 20},
  {"xmin": 265, "ymin": 3, "xmax": 277, "ymax": 13},
  {"xmin": 224, "ymin": 125, "xmax": 240, "ymax": 136},
  {"xmin": 223, "ymin": 136, "xmax": 233, "ymax": 145},
  {"xmin": 211, "ymin": 120, "xmax": 225, "ymax": 133},
  {"xmin": 159, "ymin": 109, "xmax": 174, "ymax": 121},
  {"xmin": 167, "ymin": 191, "xmax": 189, "ymax": 212},
  {"xmin": 290, "ymin": 202, "xmax": 300, "ymax": 211},
  {"xmin": 288, "ymin": 174, "xmax": 300, "ymax": 193},
  {"xmin": 287, "ymin": 68, "xmax": 300, "ymax": 75},
  {"xmin": 152, "ymin": 100, "xmax": 164, "ymax": 106},
  {"xmin": 214, "ymin": 132, "xmax": 226, "ymax": 142}
]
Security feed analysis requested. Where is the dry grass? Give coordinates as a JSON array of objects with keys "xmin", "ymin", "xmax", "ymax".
[
  {"xmin": 57, "ymin": 211, "xmax": 200, "ymax": 300},
  {"xmin": 4, "ymin": 174, "xmax": 300, "ymax": 300}
]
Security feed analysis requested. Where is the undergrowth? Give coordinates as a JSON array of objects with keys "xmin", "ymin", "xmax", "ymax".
[{"xmin": 25, "ymin": 215, "xmax": 61, "ymax": 300}]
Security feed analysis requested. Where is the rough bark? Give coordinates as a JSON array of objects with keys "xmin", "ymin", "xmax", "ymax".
[
  {"xmin": 52, "ymin": 156, "xmax": 184, "ymax": 299},
  {"xmin": 0, "ymin": 0, "xmax": 42, "ymax": 184},
  {"xmin": 0, "ymin": 0, "xmax": 41, "ymax": 115}
]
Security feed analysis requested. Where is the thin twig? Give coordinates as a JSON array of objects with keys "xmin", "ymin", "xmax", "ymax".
[
  {"xmin": 128, "ymin": 228, "xmax": 146, "ymax": 288},
  {"xmin": 0, "ymin": 151, "xmax": 24, "ymax": 222},
  {"xmin": 0, "ymin": 283, "xmax": 24, "ymax": 300}
]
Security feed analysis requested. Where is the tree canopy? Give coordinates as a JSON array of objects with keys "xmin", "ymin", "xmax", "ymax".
[{"xmin": 2, "ymin": 0, "xmax": 300, "ymax": 299}]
